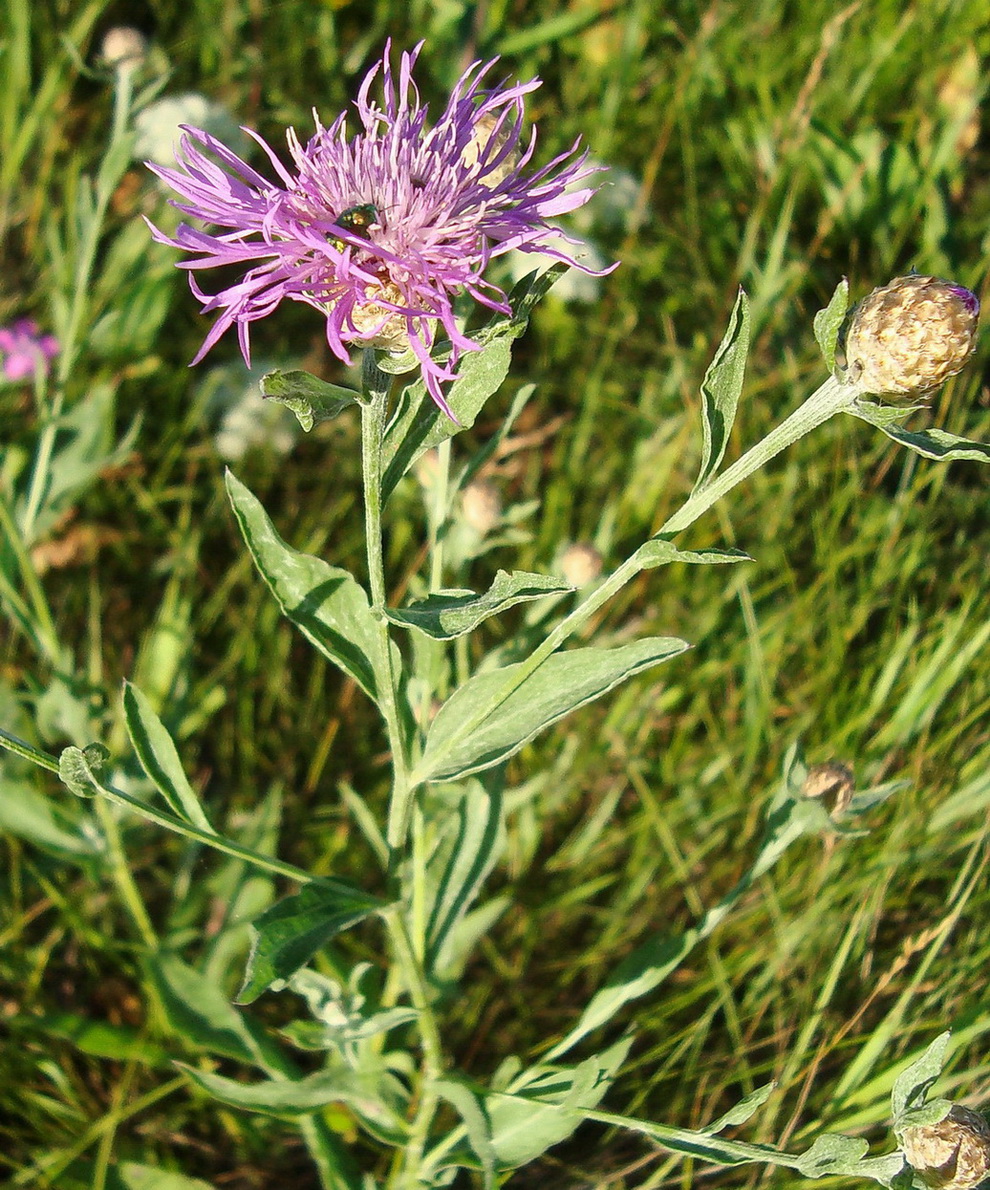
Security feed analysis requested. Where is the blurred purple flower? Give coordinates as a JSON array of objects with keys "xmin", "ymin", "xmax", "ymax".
[
  {"xmin": 146, "ymin": 42, "xmax": 608, "ymax": 416},
  {"xmin": 0, "ymin": 319, "xmax": 59, "ymax": 381}
]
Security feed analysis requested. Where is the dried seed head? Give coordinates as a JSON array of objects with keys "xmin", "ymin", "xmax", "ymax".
[
  {"xmin": 901, "ymin": 1105, "xmax": 990, "ymax": 1190},
  {"xmin": 837, "ymin": 275, "xmax": 979, "ymax": 398},
  {"xmin": 560, "ymin": 543, "xmax": 603, "ymax": 588},
  {"xmin": 801, "ymin": 761, "xmax": 855, "ymax": 818},
  {"xmin": 461, "ymin": 481, "xmax": 502, "ymax": 535}
]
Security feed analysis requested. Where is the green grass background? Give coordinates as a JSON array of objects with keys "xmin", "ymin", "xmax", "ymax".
[{"xmin": 3, "ymin": 0, "xmax": 990, "ymax": 1186}]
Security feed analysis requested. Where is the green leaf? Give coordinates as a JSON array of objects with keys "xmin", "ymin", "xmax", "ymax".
[
  {"xmin": 0, "ymin": 778, "xmax": 101, "ymax": 857},
  {"xmin": 486, "ymin": 1038, "xmax": 631, "ymax": 1169},
  {"xmin": 891, "ymin": 1031, "xmax": 952, "ymax": 1121},
  {"xmin": 260, "ymin": 369, "xmax": 359, "ymax": 432},
  {"xmin": 416, "ymin": 637, "xmax": 690, "ymax": 782},
  {"xmin": 434, "ymin": 1078, "xmax": 498, "ymax": 1188},
  {"xmin": 238, "ymin": 882, "xmax": 383, "ymax": 1004},
  {"xmin": 425, "ymin": 781, "xmax": 505, "ymax": 979},
  {"xmin": 180, "ymin": 1063, "xmax": 408, "ymax": 1141},
  {"xmin": 147, "ymin": 953, "xmax": 284, "ymax": 1070},
  {"xmin": 386, "ymin": 570, "xmax": 573, "ymax": 640},
  {"xmin": 123, "ymin": 682, "xmax": 213, "ymax": 831},
  {"xmin": 35, "ymin": 1012, "xmax": 169, "ymax": 1067},
  {"xmin": 58, "ymin": 743, "xmax": 111, "ymax": 799},
  {"xmin": 814, "ymin": 278, "xmax": 850, "ymax": 373},
  {"xmin": 226, "ymin": 471, "xmax": 390, "ymax": 702},
  {"xmin": 793, "ymin": 1134, "xmax": 905, "ymax": 1184},
  {"xmin": 694, "ymin": 288, "xmax": 750, "ymax": 493},
  {"xmin": 850, "ymin": 408, "xmax": 990, "ymax": 463},
  {"xmin": 706, "ymin": 1083, "xmax": 777, "ymax": 1133},
  {"xmin": 116, "ymin": 1163, "xmax": 215, "ymax": 1190},
  {"xmin": 381, "ymin": 265, "xmax": 567, "ymax": 500},
  {"xmin": 637, "ymin": 540, "xmax": 751, "ymax": 568}
]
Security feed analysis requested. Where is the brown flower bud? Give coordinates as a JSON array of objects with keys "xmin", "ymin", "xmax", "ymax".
[
  {"xmin": 461, "ymin": 481, "xmax": 502, "ymax": 535},
  {"xmin": 837, "ymin": 275, "xmax": 979, "ymax": 398},
  {"xmin": 901, "ymin": 1105, "xmax": 990, "ymax": 1190},
  {"xmin": 560, "ymin": 543, "xmax": 603, "ymax": 588},
  {"xmin": 801, "ymin": 761, "xmax": 854, "ymax": 818}
]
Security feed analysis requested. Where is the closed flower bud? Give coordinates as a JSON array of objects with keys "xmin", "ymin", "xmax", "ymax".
[
  {"xmin": 800, "ymin": 761, "xmax": 854, "ymax": 818},
  {"xmin": 560, "ymin": 543, "xmax": 603, "ymax": 588},
  {"xmin": 837, "ymin": 275, "xmax": 979, "ymax": 398},
  {"xmin": 461, "ymin": 481, "xmax": 502, "ymax": 535},
  {"xmin": 901, "ymin": 1105, "xmax": 990, "ymax": 1190},
  {"xmin": 100, "ymin": 26, "xmax": 148, "ymax": 69}
]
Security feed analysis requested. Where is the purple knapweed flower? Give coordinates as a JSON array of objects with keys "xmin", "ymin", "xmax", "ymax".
[
  {"xmin": 146, "ymin": 42, "xmax": 608, "ymax": 416},
  {"xmin": 0, "ymin": 319, "xmax": 59, "ymax": 381}
]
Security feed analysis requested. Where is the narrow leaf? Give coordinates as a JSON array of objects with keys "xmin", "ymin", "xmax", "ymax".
[
  {"xmin": 416, "ymin": 637, "xmax": 690, "ymax": 782},
  {"xmin": 850, "ymin": 409, "xmax": 990, "ymax": 463},
  {"xmin": 386, "ymin": 570, "xmax": 573, "ymax": 640},
  {"xmin": 814, "ymin": 278, "xmax": 850, "ymax": 373},
  {"xmin": 226, "ymin": 471, "xmax": 388, "ymax": 701},
  {"xmin": 147, "ymin": 953, "xmax": 284, "ymax": 1070},
  {"xmin": 891, "ymin": 1031, "xmax": 952, "ymax": 1121},
  {"xmin": 261, "ymin": 369, "xmax": 359, "ymax": 432},
  {"xmin": 123, "ymin": 682, "xmax": 213, "ymax": 831},
  {"xmin": 425, "ymin": 782, "xmax": 505, "ymax": 978},
  {"xmin": 695, "ymin": 289, "xmax": 750, "ymax": 492},
  {"xmin": 117, "ymin": 1163, "xmax": 215, "ymax": 1190},
  {"xmin": 706, "ymin": 1083, "xmax": 777, "ymax": 1133},
  {"xmin": 238, "ymin": 882, "xmax": 383, "ymax": 1004},
  {"xmin": 179, "ymin": 1063, "xmax": 407, "ymax": 1140},
  {"xmin": 637, "ymin": 540, "xmax": 751, "ymax": 569},
  {"xmin": 434, "ymin": 1078, "xmax": 498, "ymax": 1188},
  {"xmin": 486, "ymin": 1038, "xmax": 631, "ymax": 1169}
]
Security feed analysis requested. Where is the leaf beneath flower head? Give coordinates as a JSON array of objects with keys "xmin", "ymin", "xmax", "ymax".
[
  {"xmin": 381, "ymin": 265, "xmax": 569, "ymax": 501},
  {"xmin": 261, "ymin": 369, "xmax": 359, "ymax": 431},
  {"xmin": 814, "ymin": 278, "xmax": 850, "ymax": 374},
  {"xmin": 694, "ymin": 288, "xmax": 750, "ymax": 493},
  {"xmin": 850, "ymin": 407, "xmax": 990, "ymax": 463}
]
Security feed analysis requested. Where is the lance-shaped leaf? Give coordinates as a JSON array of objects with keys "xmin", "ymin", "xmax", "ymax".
[
  {"xmin": 386, "ymin": 570, "xmax": 573, "ymax": 640},
  {"xmin": 636, "ymin": 540, "xmax": 751, "ymax": 569},
  {"xmin": 415, "ymin": 637, "xmax": 690, "ymax": 783},
  {"xmin": 815, "ymin": 278, "xmax": 850, "ymax": 374},
  {"xmin": 179, "ymin": 1062, "xmax": 408, "ymax": 1142},
  {"xmin": 694, "ymin": 288, "xmax": 750, "ymax": 493},
  {"xmin": 424, "ymin": 781, "xmax": 505, "ymax": 979},
  {"xmin": 238, "ymin": 881, "xmax": 384, "ymax": 1004},
  {"xmin": 123, "ymin": 682, "xmax": 213, "ymax": 831},
  {"xmin": 261, "ymin": 368, "xmax": 359, "ymax": 432},
  {"xmin": 226, "ymin": 471, "xmax": 394, "ymax": 702},
  {"xmin": 850, "ymin": 405, "xmax": 990, "ymax": 463},
  {"xmin": 381, "ymin": 265, "xmax": 567, "ymax": 501},
  {"xmin": 891, "ymin": 1031, "xmax": 953, "ymax": 1122}
]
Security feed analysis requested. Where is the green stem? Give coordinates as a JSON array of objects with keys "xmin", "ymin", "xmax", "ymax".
[
  {"xmin": 359, "ymin": 352, "xmax": 414, "ymax": 854},
  {"xmin": 93, "ymin": 799, "xmax": 158, "ymax": 949},
  {"xmin": 384, "ymin": 908, "xmax": 445, "ymax": 1188},
  {"xmin": 0, "ymin": 726, "xmax": 328, "ymax": 887},
  {"xmin": 408, "ymin": 376, "xmax": 859, "ymax": 786}
]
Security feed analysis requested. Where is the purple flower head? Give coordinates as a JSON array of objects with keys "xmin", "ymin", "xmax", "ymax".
[
  {"xmin": 0, "ymin": 319, "xmax": 59, "ymax": 381},
  {"xmin": 146, "ymin": 41, "xmax": 609, "ymax": 416}
]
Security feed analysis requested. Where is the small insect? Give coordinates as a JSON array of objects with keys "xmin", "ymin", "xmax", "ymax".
[{"xmin": 329, "ymin": 203, "xmax": 380, "ymax": 251}]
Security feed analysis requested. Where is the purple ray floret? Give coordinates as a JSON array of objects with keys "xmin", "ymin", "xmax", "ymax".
[{"xmin": 146, "ymin": 41, "xmax": 609, "ymax": 416}]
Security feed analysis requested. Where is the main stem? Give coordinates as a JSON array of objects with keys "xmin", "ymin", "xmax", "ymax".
[{"xmin": 358, "ymin": 354, "xmax": 413, "ymax": 854}]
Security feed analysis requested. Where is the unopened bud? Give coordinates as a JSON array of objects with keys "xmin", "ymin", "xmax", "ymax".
[
  {"xmin": 560, "ymin": 543, "xmax": 603, "ymax": 588},
  {"xmin": 100, "ymin": 26, "xmax": 148, "ymax": 69},
  {"xmin": 461, "ymin": 481, "xmax": 502, "ymax": 535},
  {"xmin": 837, "ymin": 275, "xmax": 979, "ymax": 398},
  {"xmin": 901, "ymin": 1105, "xmax": 990, "ymax": 1190},
  {"xmin": 801, "ymin": 761, "xmax": 854, "ymax": 818}
]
